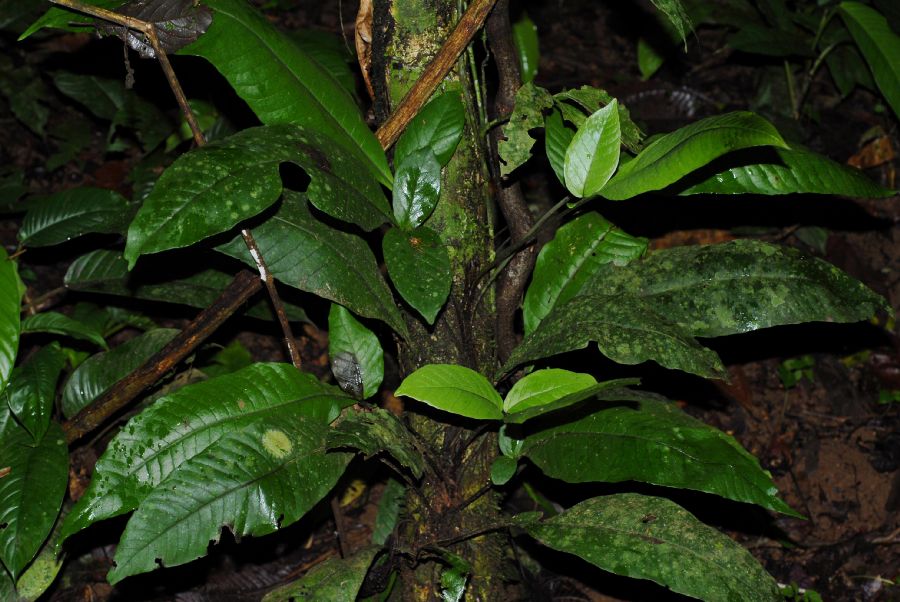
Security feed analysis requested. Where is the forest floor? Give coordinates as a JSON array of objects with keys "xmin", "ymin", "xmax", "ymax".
[{"xmin": 1, "ymin": 0, "xmax": 898, "ymax": 600}]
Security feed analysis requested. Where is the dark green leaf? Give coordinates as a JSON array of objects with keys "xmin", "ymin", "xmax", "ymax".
[
  {"xmin": 289, "ymin": 29, "xmax": 357, "ymax": 97},
  {"xmin": 60, "ymin": 329, "xmax": 178, "ymax": 419},
  {"xmin": 262, "ymin": 545, "xmax": 380, "ymax": 602},
  {"xmin": 372, "ymin": 477, "xmax": 405, "ymax": 545},
  {"xmin": 328, "ymin": 408, "xmax": 426, "ymax": 479},
  {"xmin": 512, "ymin": 13, "xmax": 539, "ymax": 84},
  {"xmin": 395, "ymin": 364, "xmax": 503, "ymax": 421},
  {"xmin": 505, "ymin": 294, "xmax": 725, "ymax": 379},
  {"xmin": 125, "ymin": 124, "xmax": 391, "ymax": 268},
  {"xmin": 329, "ymin": 304, "xmax": 384, "ymax": 399},
  {"xmin": 108, "ymin": 417, "xmax": 351, "ymax": 583},
  {"xmin": 393, "ymin": 149, "xmax": 441, "ymax": 230},
  {"xmin": 62, "ymin": 363, "xmax": 353, "ymax": 544},
  {"xmin": 727, "ymin": 24, "xmax": 815, "ymax": 57},
  {"xmin": 649, "ymin": 0, "xmax": 693, "ymax": 45},
  {"xmin": 490, "ymin": 456, "xmax": 518, "ymax": 486},
  {"xmin": 218, "ymin": 194, "xmax": 406, "ymax": 336},
  {"xmin": 0, "ymin": 422, "xmax": 68, "ymax": 579},
  {"xmin": 394, "ymin": 91, "xmax": 466, "ymax": 167},
  {"xmin": 18, "ymin": 187, "xmax": 130, "ymax": 247},
  {"xmin": 382, "ymin": 226, "xmax": 451, "ymax": 325},
  {"xmin": 564, "ymin": 100, "xmax": 621, "ymax": 198},
  {"xmin": 678, "ymin": 147, "xmax": 896, "ymax": 197},
  {"xmin": 523, "ymin": 396, "xmax": 798, "ymax": 515},
  {"xmin": 584, "ymin": 240, "xmax": 888, "ymax": 338},
  {"xmin": 0, "ymin": 65, "xmax": 49, "ymax": 137},
  {"xmin": 21, "ymin": 312, "xmax": 108, "ymax": 349},
  {"xmin": 12, "ymin": 504, "xmax": 66, "ymax": 602},
  {"xmin": 600, "ymin": 112, "xmax": 788, "ymax": 200},
  {"xmin": 0, "ymin": 247, "xmax": 22, "ymax": 396},
  {"xmin": 199, "ymin": 339, "xmax": 253, "ymax": 379},
  {"xmin": 20, "ymin": 0, "xmax": 126, "ymax": 39},
  {"xmin": 180, "ymin": 0, "xmax": 391, "ymax": 187},
  {"xmin": 840, "ymin": 2, "xmax": 900, "ymax": 119},
  {"xmin": 4, "ymin": 343, "xmax": 65, "ymax": 441},
  {"xmin": 523, "ymin": 212, "xmax": 647, "ymax": 335},
  {"xmin": 544, "ymin": 108, "xmax": 575, "ymax": 186},
  {"xmin": 499, "ymin": 83, "xmax": 554, "ymax": 177},
  {"xmin": 525, "ymin": 494, "xmax": 781, "ymax": 601},
  {"xmin": 95, "ymin": 0, "xmax": 212, "ymax": 58}
]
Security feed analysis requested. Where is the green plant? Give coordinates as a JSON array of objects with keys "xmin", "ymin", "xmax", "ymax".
[{"xmin": 0, "ymin": 0, "xmax": 895, "ymax": 600}]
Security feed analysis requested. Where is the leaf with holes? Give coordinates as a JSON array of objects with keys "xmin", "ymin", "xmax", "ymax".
[
  {"xmin": 18, "ymin": 187, "xmax": 131, "ymax": 247},
  {"xmin": 382, "ymin": 226, "xmax": 451, "ymax": 325},
  {"xmin": 396, "ymin": 364, "xmax": 503, "ymax": 421},
  {"xmin": 499, "ymin": 83, "xmax": 554, "ymax": 177},
  {"xmin": 328, "ymin": 304, "xmax": 384, "ymax": 399}
]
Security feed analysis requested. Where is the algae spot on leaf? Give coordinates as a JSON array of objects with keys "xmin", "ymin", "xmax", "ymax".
[{"xmin": 262, "ymin": 429, "xmax": 292, "ymax": 459}]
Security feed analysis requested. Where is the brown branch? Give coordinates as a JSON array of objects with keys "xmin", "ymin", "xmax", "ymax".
[
  {"xmin": 374, "ymin": 0, "xmax": 498, "ymax": 150},
  {"xmin": 486, "ymin": 0, "xmax": 535, "ymax": 363},
  {"xmin": 62, "ymin": 271, "xmax": 262, "ymax": 444}
]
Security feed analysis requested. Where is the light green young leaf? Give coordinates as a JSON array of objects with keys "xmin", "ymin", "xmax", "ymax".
[
  {"xmin": 523, "ymin": 212, "xmax": 648, "ymax": 335},
  {"xmin": 395, "ymin": 364, "xmax": 503, "ymax": 421},
  {"xmin": 180, "ymin": 0, "xmax": 391, "ymax": 187},
  {"xmin": 22, "ymin": 312, "xmax": 108, "ymax": 349},
  {"xmin": 839, "ymin": 2, "xmax": 900, "ymax": 120},
  {"xmin": 60, "ymin": 329, "xmax": 179, "ymax": 419},
  {"xmin": 504, "ymin": 381, "xmax": 640, "ymax": 425},
  {"xmin": 440, "ymin": 552, "xmax": 470, "ymax": 602},
  {"xmin": 599, "ymin": 112, "xmax": 788, "ymax": 200},
  {"xmin": 525, "ymin": 494, "xmax": 781, "ymax": 601},
  {"xmin": 4, "ymin": 343, "xmax": 65, "ymax": 441},
  {"xmin": 328, "ymin": 408, "xmax": 426, "ymax": 479},
  {"xmin": 125, "ymin": 124, "xmax": 391, "ymax": 268},
  {"xmin": 498, "ymin": 83, "xmax": 554, "ymax": 177},
  {"xmin": 62, "ymin": 363, "xmax": 353, "ymax": 544},
  {"xmin": 0, "ymin": 422, "xmax": 68, "ymax": 579},
  {"xmin": 522, "ymin": 395, "xmax": 799, "ymax": 515},
  {"xmin": 108, "ymin": 417, "xmax": 351, "ymax": 583},
  {"xmin": 564, "ymin": 100, "xmax": 621, "ymax": 198},
  {"xmin": 503, "ymin": 369, "xmax": 596, "ymax": 414},
  {"xmin": 504, "ymin": 294, "xmax": 726, "ymax": 380},
  {"xmin": 382, "ymin": 226, "xmax": 451, "ymax": 325},
  {"xmin": 512, "ymin": 13, "xmax": 540, "ymax": 84},
  {"xmin": 394, "ymin": 91, "xmax": 466, "ymax": 167},
  {"xmin": 0, "ymin": 247, "xmax": 23, "ymax": 396},
  {"xmin": 544, "ymin": 108, "xmax": 575, "ymax": 186},
  {"xmin": 329, "ymin": 304, "xmax": 384, "ymax": 399},
  {"xmin": 18, "ymin": 187, "xmax": 131, "ymax": 247},
  {"xmin": 262, "ymin": 545, "xmax": 381, "ymax": 602},
  {"xmin": 393, "ymin": 149, "xmax": 441, "ymax": 230},
  {"xmin": 553, "ymin": 87, "xmax": 643, "ymax": 153},
  {"xmin": 637, "ymin": 38, "xmax": 665, "ymax": 80},
  {"xmin": 218, "ymin": 193, "xmax": 406, "ymax": 336},
  {"xmin": 678, "ymin": 147, "xmax": 896, "ymax": 197}
]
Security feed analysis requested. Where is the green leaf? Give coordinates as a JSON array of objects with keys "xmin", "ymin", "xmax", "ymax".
[
  {"xmin": 107, "ymin": 417, "xmax": 351, "ymax": 583},
  {"xmin": 523, "ymin": 212, "xmax": 648, "ymax": 336},
  {"xmin": 199, "ymin": 339, "xmax": 253, "ymax": 379},
  {"xmin": 522, "ymin": 396, "xmax": 798, "ymax": 515},
  {"xmin": 125, "ymin": 124, "xmax": 391, "ymax": 268},
  {"xmin": 13, "ymin": 507, "xmax": 65, "ymax": 602},
  {"xmin": 650, "ymin": 0, "xmax": 693, "ymax": 45},
  {"xmin": 504, "ymin": 380, "xmax": 641, "ymax": 425},
  {"xmin": 678, "ymin": 147, "xmax": 896, "ymax": 197},
  {"xmin": 503, "ymin": 369, "xmax": 596, "ymax": 414},
  {"xmin": 438, "ymin": 550, "xmax": 470, "ymax": 602},
  {"xmin": 20, "ymin": 0, "xmax": 127, "ymax": 39},
  {"xmin": 0, "ymin": 247, "xmax": 22, "ymax": 396},
  {"xmin": 0, "ymin": 422, "xmax": 68, "ymax": 579},
  {"xmin": 181, "ymin": 0, "xmax": 391, "ymax": 187},
  {"xmin": 395, "ymin": 364, "xmax": 503, "ymax": 421},
  {"xmin": 218, "ymin": 194, "xmax": 406, "ymax": 336},
  {"xmin": 512, "ymin": 13, "xmax": 540, "ymax": 84},
  {"xmin": 584, "ymin": 240, "xmax": 889, "ymax": 338},
  {"xmin": 21, "ymin": 312, "xmax": 108, "ymax": 349},
  {"xmin": 553, "ymin": 87, "xmax": 643, "ymax": 154},
  {"xmin": 382, "ymin": 226, "xmax": 451, "ymax": 325},
  {"xmin": 4, "ymin": 343, "xmax": 65, "ymax": 441},
  {"xmin": 544, "ymin": 108, "xmax": 575, "ymax": 186},
  {"xmin": 60, "ymin": 329, "xmax": 179, "ymax": 419},
  {"xmin": 840, "ymin": 2, "xmax": 900, "ymax": 120},
  {"xmin": 504, "ymin": 294, "xmax": 725, "ymax": 379},
  {"xmin": 372, "ymin": 477, "xmax": 405, "ymax": 545},
  {"xmin": 637, "ymin": 38, "xmax": 665, "ymax": 80},
  {"xmin": 564, "ymin": 100, "xmax": 621, "ymax": 198},
  {"xmin": 329, "ymin": 304, "xmax": 384, "ymax": 399},
  {"xmin": 328, "ymin": 408, "xmax": 426, "ymax": 479},
  {"xmin": 524, "ymin": 494, "xmax": 781, "ymax": 601},
  {"xmin": 62, "ymin": 363, "xmax": 353, "ymax": 544},
  {"xmin": 394, "ymin": 91, "xmax": 466, "ymax": 167},
  {"xmin": 393, "ymin": 149, "xmax": 441, "ymax": 230},
  {"xmin": 499, "ymin": 83, "xmax": 554, "ymax": 177},
  {"xmin": 599, "ymin": 112, "xmax": 788, "ymax": 200},
  {"xmin": 490, "ymin": 456, "xmax": 518, "ymax": 486},
  {"xmin": 18, "ymin": 187, "xmax": 131, "ymax": 247},
  {"xmin": 64, "ymin": 250, "xmax": 308, "ymax": 323},
  {"xmin": 289, "ymin": 29, "xmax": 357, "ymax": 98},
  {"xmin": 262, "ymin": 545, "xmax": 380, "ymax": 602},
  {"xmin": 727, "ymin": 24, "xmax": 816, "ymax": 57}
]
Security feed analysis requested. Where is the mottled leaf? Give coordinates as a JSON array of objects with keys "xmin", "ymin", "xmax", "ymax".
[
  {"xmin": 217, "ymin": 194, "xmax": 406, "ymax": 336},
  {"xmin": 499, "ymin": 83, "xmax": 554, "ymax": 177},
  {"xmin": 564, "ymin": 100, "xmax": 621, "ymax": 198},
  {"xmin": 383, "ymin": 226, "xmax": 451, "ymax": 325},
  {"xmin": 525, "ymin": 494, "xmax": 781, "ymax": 601},
  {"xmin": 328, "ymin": 408, "xmax": 426, "ymax": 479},
  {"xmin": 18, "ymin": 187, "xmax": 130, "ymax": 247},
  {"xmin": 395, "ymin": 364, "xmax": 503, "ymax": 421},
  {"xmin": 4, "ymin": 343, "xmax": 65, "ymax": 441},
  {"xmin": 62, "ymin": 363, "xmax": 353, "ymax": 544},
  {"xmin": 21, "ymin": 312, "xmax": 108, "ymax": 349},
  {"xmin": 328, "ymin": 304, "xmax": 384, "ymax": 399},
  {"xmin": 394, "ymin": 91, "xmax": 466, "ymax": 167},
  {"xmin": 262, "ymin": 545, "xmax": 380, "ymax": 602}
]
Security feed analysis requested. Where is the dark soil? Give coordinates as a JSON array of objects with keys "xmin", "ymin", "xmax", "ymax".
[{"xmin": 1, "ymin": 0, "xmax": 897, "ymax": 600}]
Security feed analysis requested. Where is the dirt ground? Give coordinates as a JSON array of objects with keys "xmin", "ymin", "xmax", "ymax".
[{"xmin": 1, "ymin": 0, "xmax": 898, "ymax": 600}]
